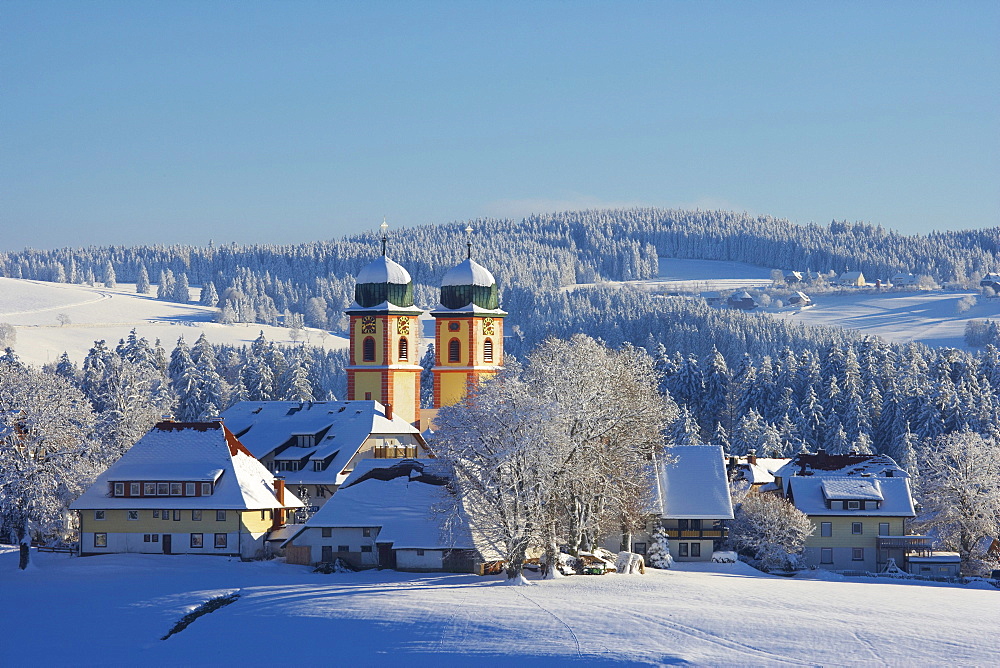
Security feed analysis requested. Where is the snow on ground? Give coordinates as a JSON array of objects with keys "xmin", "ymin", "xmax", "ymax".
[
  {"xmin": 772, "ymin": 290, "xmax": 1000, "ymax": 349},
  {"xmin": 568, "ymin": 258, "xmax": 774, "ymax": 293},
  {"xmin": 2, "ymin": 546, "xmax": 997, "ymax": 666},
  {"xmin": 0, "ymin": 278, "xmax": 348, "ymax": 366}
]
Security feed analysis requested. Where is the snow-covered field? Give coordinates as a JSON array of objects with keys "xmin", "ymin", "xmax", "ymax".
[
  {"xmin": 2, "ymin": 547, "xmax": 997, "ymax": 667},
  {"xmin": 772, "ymin": 289, "xmax": 1000, "ymax": 349},
  {"xmin": 644, "ymin": 259, "xmax": 1000, "ymax": 350},
  {"xmin": 0, "ymin": 278, "xmax": 348, "ymax": 366}
]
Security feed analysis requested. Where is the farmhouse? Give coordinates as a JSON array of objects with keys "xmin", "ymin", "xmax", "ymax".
[
  {"xmin": 787, "ymin": 291, "xmax": 812, "ymax": 307},
  {"xmin": 71, "ymin": 420, "xmax": 303, "ymax": 558},
  {"xmin": 281, "ymin": 458, "xmax": 481, "ymax": 572},
  {"xmin": 838, "ymin": 271, "xmax": 866, "ymax": 287},
  {"xmin": 773, "ymin": 450, "xmax": 929, "ymax": 573},
  {"xmin": 653, "ymin": 445, "xmax": 735, "ymax": 561},
  {"xmin": 220, "ymin": 400, "xmax": 429, "ymax": 514},
  {"xmin": 727, "ymin": 291, "xmax": 757, "ymax": 310}
]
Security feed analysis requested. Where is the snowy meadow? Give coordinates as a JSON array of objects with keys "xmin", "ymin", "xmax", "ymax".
[{"xmin": 3, "ymin": 547, "xmax": 997, "ymax": 667}]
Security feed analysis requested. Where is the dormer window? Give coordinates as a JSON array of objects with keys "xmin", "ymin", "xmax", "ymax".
[
  {"xmin": 130, "ymin": 483, "xmax": 140, "ymax": 496},
  {"xmin": 144, "ymin": 482, "xmax": 156, "ymax": 495},
  {"xmin": 186, "ymin": 482, "xmax": 196, "ymax": 496},
  {"xmin": 296, "ymin": 434, "xmax": 315, "ymax": 448},
  {"xmin": 170, "ymin": 483, "xmax": 183, "ymax": 496},
  {"xmin": 201, "ymin": 482, "xmax": 212, "ymax": 496},
  {"xmin": 157, "ymin": 482, "xmax": 169, "ymax": 495},
  {"xmin": 114, "ymin": 483, "xmax": 124, "ymax": 496},
  {"xmin": 847, "ymin": 500, "xmax": 860, "ymax": 510}
]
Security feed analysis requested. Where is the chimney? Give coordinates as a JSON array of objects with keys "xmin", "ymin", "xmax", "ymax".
[
  {"xmin": 385, "ymin": 403, "xmax": 393, "ymax": 421},
  {"xmin": 747, "ymin": 449, "xmax": 757, "ymax": 466},
  {"xmin": 272, "ymin": 477, "xmax": 286, "ymax": 529}
]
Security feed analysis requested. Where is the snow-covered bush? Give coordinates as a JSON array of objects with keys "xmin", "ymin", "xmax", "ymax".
[
  {"xmin": 712, "ymin": 551, "xmax": 737, "ymax": 563},
  {"xmin": 728, "ymin": 493, "xmax": 814, "ymax": 572},
  {"xmin": 646, "ymin": 526, "xmax": 674, "ymax": 569}
]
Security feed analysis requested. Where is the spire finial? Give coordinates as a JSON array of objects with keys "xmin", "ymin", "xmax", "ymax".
[
  {"xmin": 380, "ymin": 218, "xmax": 389, "ymax": 256},
  {"xmin": 465, "ymin": 224, "xmax": 474, "ymax": 260}
]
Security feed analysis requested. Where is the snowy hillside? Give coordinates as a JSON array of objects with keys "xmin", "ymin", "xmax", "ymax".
[
  {"xmin": 0, "ymin": 278, "xmax": 348, "ymax": 367},
  {"xmin": 774, "ymin": 289, "xmax": 1000, "ymax": 349},
  {"xmin": 3, "ymin": 547, "xmax": 997, "ymax": 666},
  {"xmin": 621, "ymin": 259, "xmax": 1000, "ymax": 350}
]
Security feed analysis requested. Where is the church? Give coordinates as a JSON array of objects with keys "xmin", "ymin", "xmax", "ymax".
[{"xmin": 345, "ymin": 222, "xmax": 506, "ymax": 427}]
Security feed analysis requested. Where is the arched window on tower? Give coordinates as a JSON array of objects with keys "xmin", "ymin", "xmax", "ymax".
[
  {"xmin": 398, "ymin": 337, "xmax": 408, "ymax": 360},
  {"xmin": 363, "ymin": 336, "xmax": 376, "ymax": 362},
  {"xmin": 448, "ymin": 338, "xmax": 461, "ymax": 363},
  {"xmin": 484, "ymin": 338, "xmax": 494, "ymax": 362}
]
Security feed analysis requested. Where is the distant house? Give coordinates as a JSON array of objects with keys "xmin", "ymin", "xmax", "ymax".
[
  {"xmin": 71, "ymin": 420, "xmax": 303, "ymax": 558},
  {"xmin": 891, "ymin": 273, "xmax": 918, "ymax": 287},
  {"xmin": 773, "ymin": 450, "xmax": 928, "ymax": 573},
  {"xmin": 838, "ymin": 271, "xmax": 866, "ymax": 287},
  {"xmin": 700, "ymin": 291, "xmax": 722, "ymax": 305},
  {"xmin": 787, "ymin": 291, "xmax": 813, "ymax": 307},
  {"xmin": 981, "ymin": 273, "xmax": 1000, "ymax": 292},
  {"xmin": 654, "ymin": 445, "xmax": 735, "ymax": 561},
  {"xmin": 727, "ymin": 291, "xmax": 757, "ymax": 310},
  {"xmin": 281, "ymin": 459, "xmax": 481, "ymax": 572},
  {"xmin": 220, "ymin": 400, "xmax": 430, "ymax": 514},
  {"xmin": 784, "ymin": 271, "xmax": 804, "ymax": 284},
  {"xmin": 727, "ymin": 451, "xmax": 789, "ymax": 494}
]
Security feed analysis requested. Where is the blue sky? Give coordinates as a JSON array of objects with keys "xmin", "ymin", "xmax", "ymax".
[{"xmin": 2, "ymin": 1, "xmax": 997, "ymax": 250}]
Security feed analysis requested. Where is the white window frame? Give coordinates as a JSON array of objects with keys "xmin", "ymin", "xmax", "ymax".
[
  {"xmin": 170, "ymin": 482, "xmax": 183, "ymax": 496},
  {"xmin": 114, "ymin": 482, "xmax": 125, "ymax": 496},
  {"xmin": 157, "ymin": 482, "xmax": 169, "ymax": 496},
  {"xmin": 852, "ymin": 548, "xmax": 864, "ymax": 561},
  {"xmin": 847, "ymin": 500, "xmax": 861, "ymax": 510},
  {"xmin": 94, "ymin": 533, "xmax": 107, "ymax": 548},
  {"xmin": 144, "ymin": 482, "xmax": 156, "ymax": 496},
  {"xmin": 130, "ymin": 482, "xmax": 140, "ymax": 496},
  {"xmin": 201, "ymin": 482, "xmax": 212, "ymax": 496},
  {"xmin": 185, "ymin": 482, "xmax": 196, "ymax": 496}
]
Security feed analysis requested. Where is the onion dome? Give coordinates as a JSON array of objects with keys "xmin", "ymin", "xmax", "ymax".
[
  {"xmin": 440, "ymin": 258, "xmax": 499, "ymax": 309},
  {"xmin": 354, "ymin": 256, "xmax": 415, "ymax": 308}
]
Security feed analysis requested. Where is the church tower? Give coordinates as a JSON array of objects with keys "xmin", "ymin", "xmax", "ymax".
[
  {"xmin": 431, "ymin": 228, "xmax": 506, "ymax": 407},
  {"xmin": 345, "ymin": 221, "xmax": 424, "ymax": 425}
]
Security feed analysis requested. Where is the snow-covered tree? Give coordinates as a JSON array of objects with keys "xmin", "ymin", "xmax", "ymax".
[
  {"xmin": 728, "ymin": 492, "xmax": 814, "ymax": 572},
  {"xmin": 136, "ymin": 264, "xmax": 150, "ymax": 294},
  {"xmin": 646, "ymin": 525, "xmax": 674, "ymax": 569},
  {"xmin": 913, "ymin": 431, "xmax": 1000, "ymax": 575},
  {"xmin": 0, "ymin": 364, "xmax": 102, "ymax": 569},
  {"xmin": 199, "ymin": 281, "xmax": 219, "ymax": 307},
  {"xmin": 103, "ymin": 261, "xmax": 116, "ymax": 288}
]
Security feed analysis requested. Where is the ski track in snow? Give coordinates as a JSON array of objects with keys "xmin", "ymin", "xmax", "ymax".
[{"xmin": 512, "ymin": 583, "xmax": 585, "ymax": 659}]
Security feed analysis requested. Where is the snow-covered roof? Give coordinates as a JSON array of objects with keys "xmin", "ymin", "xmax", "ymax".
[
  {"xmin": 731, "ymin": 291, "xmax": 753, "ymax": 300},
  {"xmin": 788, "ymin": 476, "xmax": 914, "ymax": 517},
  {"xmin": 820, "ymin": 478, "xmax": 884, "ymax": 501},
  {"xmin": 71, "ymin": 421, "xmax": 303, "ymax": 510},
  {"xmin": 655, "ymin": 445, "xmax": 734, "ymax": 520},
  {"xmin": 774, "ymin": 451, "xmax": 908, "ymax": 487},
  {"xmin": 221, "ymin": 400, "xmax": 425, "ymax": 486},
  {"xmin": 355, "ymin": 256, "xmax": 411, "ymax": 285},
  {"xmin": 840, "ymin": 271, "xmax": 865, "ymax": 280},
  {"xmin": 441, "ymin": 258, "xmax": 496, "ymax": 288},
  {"xmin": 907, "ymin": 553, "xmax": 961, "ymax": 563},
  {"xmin": 286, "ymin": 459, "xmax": 474, "ymax": 550}
]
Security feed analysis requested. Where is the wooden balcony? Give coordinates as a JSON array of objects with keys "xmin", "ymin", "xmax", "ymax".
[
  {"xmin": 373, "ymin": 445, "xmax": 418, "ymax": 459},
  {"xmin": 877, "ymin": 535, "xmax": 934, "ymax": 552},
  {"xmin": 663, "ymin": 529, "xmax": 727, "ymax": 539}
]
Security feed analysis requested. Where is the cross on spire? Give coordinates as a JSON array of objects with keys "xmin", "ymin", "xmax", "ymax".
[
  {"xmin": 465, "ymin": 224, "xmax": 473, "ymax": 259},
  {"xmin": 380, "ymin": 218, "xmax": 389, "ymax": 256}
]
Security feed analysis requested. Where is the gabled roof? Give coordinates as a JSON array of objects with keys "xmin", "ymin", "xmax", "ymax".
[
  {"xmin": 284, "ymin": 459, "xmax": 474, "ymax": 551},
  {"xmin": 222, "ymin": 400, "xmax": 423, "ymax": 458},
  {"xmin": 655, "ymin": 445, "xmax": 734, "ymax": 520},
  {"xmin": 71, "ymin": 421, "xmax": 303, "ymax": 510},
  {"xmin": 788, "ymin": 476, "xmax": 914, "ymax": 517}
]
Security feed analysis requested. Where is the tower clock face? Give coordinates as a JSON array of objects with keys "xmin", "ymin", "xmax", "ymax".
[
  {"xmin": 482, "ymin": 317, "xmax": 495, "ymax": 335},
  {"xmin": 360, "ymin": 316, "xmax": 377, "ymax": 334},
  {"xmin": 396, "ymin": 317, "xmax": 410, "ymax": 335}
]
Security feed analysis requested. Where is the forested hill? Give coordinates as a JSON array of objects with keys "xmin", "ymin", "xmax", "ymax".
[{"xmin": 3, "ymin": 210, "xmax": 998, "ymax": 301}]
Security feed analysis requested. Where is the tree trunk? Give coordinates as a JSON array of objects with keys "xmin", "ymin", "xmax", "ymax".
[{"xmin": 18, "ymin": 524, "xmax": 30, "ymax": 570}]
